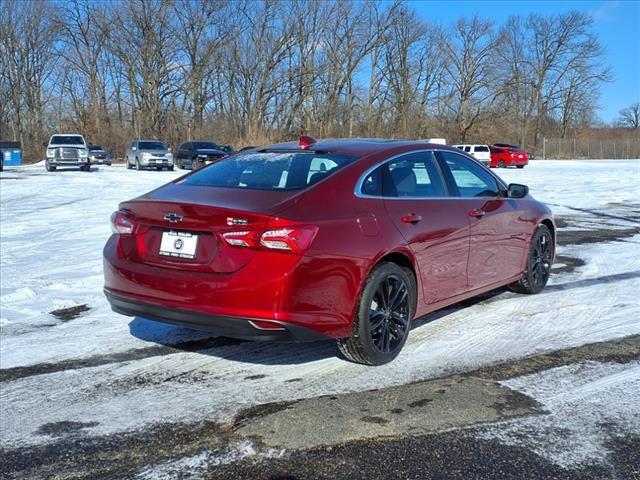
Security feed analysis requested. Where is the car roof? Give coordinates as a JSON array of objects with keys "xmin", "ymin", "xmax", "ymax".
[{"xmin": 262, "ymin": 138, "xmax": 461, "ymax": 158}]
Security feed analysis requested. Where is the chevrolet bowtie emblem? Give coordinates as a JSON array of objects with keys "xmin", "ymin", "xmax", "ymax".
[{"xmin": 164, "ymin": 213, "xmax": 183, "ymax": 223}]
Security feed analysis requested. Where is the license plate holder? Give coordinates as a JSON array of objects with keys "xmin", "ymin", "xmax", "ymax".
[{"xmin": 159, "ymin": 231, "xmax": 198, "ymax": 259}]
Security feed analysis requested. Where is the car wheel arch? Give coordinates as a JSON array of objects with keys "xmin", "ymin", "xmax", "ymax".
[
  {"xmin": 367, "ymin": 249, "xmax": 420, "ymax": 311},
  {"xmin": 540, "ymin": 218, "xmax": 555, "ymax": 244}
]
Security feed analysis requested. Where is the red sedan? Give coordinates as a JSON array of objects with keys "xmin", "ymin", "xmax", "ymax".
[
  {"xmin": 489, "ymin": 146, "xmax": 529, "ymax": 168},
  {"xmin": 104, "ymin": 138, "xmax": 554, "ymax": 365}
]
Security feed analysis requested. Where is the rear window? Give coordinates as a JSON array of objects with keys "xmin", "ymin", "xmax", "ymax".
[
  {"xmin": 182, "ymin": 151, "xmax": 356, "ymax": 191},
  {"xmin": 139, "ymin": 141, "xmax": 166, "ymax": 150},
  {"xmin": 50, "ymin": 136, "xmax": 84, "ymax": 145},
  {"xmin": 474, "ymin": 146, "xmax": 489, "ymax": 152}
]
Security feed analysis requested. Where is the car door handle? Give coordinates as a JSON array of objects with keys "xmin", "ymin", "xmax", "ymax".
[
  {"xmin": 401, "ymin": 213, "xmax": 422, "ymax": 224},
  {"xmin": 468, "ymin": 208, "xmax": 485, "ymax": 218}
]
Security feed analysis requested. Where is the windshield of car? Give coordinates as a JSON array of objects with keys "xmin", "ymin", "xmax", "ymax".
[
  {"xmin": 191, "ymin": 142, "xmax": 219, "ymax": 150},
  {"xmin": 50, "ymin": 136, "xmax": 84, "ymax": 145},
  {"xmin": 88, "ymin": 145, "xmax": 104, "ymax": 151},
  {"xmin": 139, "ymin": 141, "xmax": 166, "ymax": 150},
  {"xmin": 182, "ymin": 151, "xmax": 356, "ymax": 191}
]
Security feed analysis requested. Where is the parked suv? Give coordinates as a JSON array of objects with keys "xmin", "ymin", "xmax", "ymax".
[
  {"xmin": 453, "ymin": 144, "xmax": 491, "ymax": 165},
  {"xmin": 126, "ymin": 140, "xmax": 174, "ymax": 171},
  {"xmin": 176, "ymin": 141, "xmax": 227, "ymax": 170},
  {"xmin": 45, "ymin": 134, "xmax": 91, "ymax": 172},
  {"xmin": 88, "ymin": 144, "xmax": 112, "ymax": 166}
]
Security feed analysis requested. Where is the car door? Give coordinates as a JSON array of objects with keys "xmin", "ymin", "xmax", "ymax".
[
  {"xmin": 375, "ymin": 151, "xmax": 470, "ymax": 304},
  {"xmin": 436, "ymin": 150, "xmax": 527, "ymax": 289}
]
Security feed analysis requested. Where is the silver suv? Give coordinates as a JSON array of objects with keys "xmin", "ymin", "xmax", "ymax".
[
  {"xmin": 45, "ymin": 134, "xmax": 90, "ymax": 172},
  {"xmin": 126, "ymin": 139, "xmax": 174, "ymax": 171}
]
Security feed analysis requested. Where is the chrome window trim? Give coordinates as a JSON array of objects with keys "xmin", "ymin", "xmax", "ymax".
[{"xmin": 354, "ymin": 148, "xmax": 508, "ymax": 200}]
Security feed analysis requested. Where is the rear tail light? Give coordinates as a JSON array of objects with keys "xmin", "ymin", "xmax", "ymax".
[
  {"xmin": 110, "ymin": 211, "xmax": 136, "ymax": 235},
  {"xmin": 222, "ymin": 225, "xmax": 318, "ymax": 254}
]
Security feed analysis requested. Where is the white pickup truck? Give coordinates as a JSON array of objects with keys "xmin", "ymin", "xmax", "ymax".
[{"xmin": 44, "ymin": 134, "xmax": 91, "ymax": 172}]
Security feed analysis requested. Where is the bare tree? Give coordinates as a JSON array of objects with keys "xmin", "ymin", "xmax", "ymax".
[
  {"xmin": 0, "ymin": 0, "xmax": 60, "ymax": 157},
  {"xmin": 441, "ymin": 15, "xmax": 502, "ymax": 142},
  {"xmin": 617, "ymin": 102, "xmax": 640, "ymax": 129}
]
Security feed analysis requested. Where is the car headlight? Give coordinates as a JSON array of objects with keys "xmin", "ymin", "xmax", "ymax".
[
  {"xmin": 197, "ymin": 154, "xmax": 208, "ymax": 158},
  {"xmin": 79, "ymin": 149, "xmax": 88, "ymax": 157},
  {"xmin": 46, "ymin": 149, "xmax": 54, "ymax": 158}
]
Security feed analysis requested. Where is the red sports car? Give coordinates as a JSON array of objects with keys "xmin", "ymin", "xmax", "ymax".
[
  {"xmin": 489, "ymin": 146, "xmax": 529, "ymax": 168},
  {"xmin": 104, "ymin": 137, "xmax": 554, "ymax": 365}
]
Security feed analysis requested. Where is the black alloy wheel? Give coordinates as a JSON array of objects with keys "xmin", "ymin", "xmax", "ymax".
[
  {"xmin": 338, "ymin": 262, "xmax": 415, "ymax": 365},
  {"xmin": 510, "ymin": 224, "xmax": 554, "ymax": 294},
  {"xmin": 530, "ymin": 229, "xmax": 553, "ymax": 289},
  {"xmin": 369, "ymin": 274, "xmax": 411, "ymax": 354}
]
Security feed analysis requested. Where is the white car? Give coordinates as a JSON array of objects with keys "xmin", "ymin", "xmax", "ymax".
[
  {"xmin": 453, "ymin": 144, "xmax": 491, "ymax": 165},
  {"xmin": 44, "ymin": 134, "xmax": 91, "ymax": 172},
  {"xmin": 126, "ymin": 139, "xmax": 174, "ymax": 171}
]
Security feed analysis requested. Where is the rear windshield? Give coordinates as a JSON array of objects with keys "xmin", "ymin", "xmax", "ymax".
[
  {"xmin": 50, "ymin": 136, "xmax": 84, "ymax": 145},
  {"xmin": 139, "ymin": 141, "xmax": 166, "ymax": 150},
  {"xmin": 182, "ymin": 151, "xmax": 356, "ymax": 191}
]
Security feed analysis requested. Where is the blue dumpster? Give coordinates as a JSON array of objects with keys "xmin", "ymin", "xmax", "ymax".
[{"xmin": 0, "ymin": 141, "xmax": 22, "ymax": 167}]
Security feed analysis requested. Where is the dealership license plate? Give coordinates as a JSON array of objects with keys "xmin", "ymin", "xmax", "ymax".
[{"xmin": 159, "ymin": 231, "xmax": 198, "ymax": 259}]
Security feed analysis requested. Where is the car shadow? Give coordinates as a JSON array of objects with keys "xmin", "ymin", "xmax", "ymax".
[
  {"xmin": 127, "ymin": 269, "xmax": 637, "ymax": 366},
  {"xmin": 127, "ymin": 290, "xmax": 509, "ymax": 366},
  {"xmin": 128, "ymin": 316, "xmax": 339, "ymax": 366}
]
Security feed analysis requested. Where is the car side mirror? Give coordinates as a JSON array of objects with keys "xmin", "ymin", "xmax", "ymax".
[
  {"xmin": 507, "ymin": 183, "xmax": 528, "ymax": 199},
  {"xmin": 42, "ymin": 142, "xmax": 47, "ymax": 147},
  {"xmin": 168, "ymin": 147, "xmax": 172, "ymax": 152}
]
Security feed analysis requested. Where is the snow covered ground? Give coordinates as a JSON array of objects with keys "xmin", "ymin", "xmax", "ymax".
[{"xmin": 1, "ymin": 160, "xmax": 639, "ymax": 467}]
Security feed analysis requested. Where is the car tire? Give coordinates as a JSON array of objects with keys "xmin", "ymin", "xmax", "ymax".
[
  {"xmin": 168, "ymin": 165, "xmax": 174, "ymax": 171},
  {"xmin": 509, "ymin": 224, "xmax": 554, "ymax": 295},
  {"xmin": 45, "ymin": 161, "xmax": 56, "ymax": 172},
  {"xmin": 81, "ymin": 164, "xmax": 91, "ymax": 172},
  {"xmin": 498, "ymin": 160, "xmax": 506, "ymax": 168},
  {"xmin": 136, "ymin": 158, "xmax": 142, "ymax": 171},
  {"xmin": 126, "ymin": 158, "xmax": 132, "ymax": 169},
  {"xmin": 337, "ymin": 262, "xmax": 415, "ymax": 366},
  {"xmin": 517, "ymin": 165, "xmax": 525, "ymax": 169}
]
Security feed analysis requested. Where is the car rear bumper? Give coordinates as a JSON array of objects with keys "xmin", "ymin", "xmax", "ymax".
[
  {"xmin": 103, "ymin": 235, "xmax": 356, "ymax": 339},
  {"xmin": 105, "ymin": 290, "xmax": 329, "ymax": 342}
]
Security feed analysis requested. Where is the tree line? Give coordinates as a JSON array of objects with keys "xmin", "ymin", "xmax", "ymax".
[{"xmin": 0, "ymin": 0, "xmax": 625, "ymax": 161}]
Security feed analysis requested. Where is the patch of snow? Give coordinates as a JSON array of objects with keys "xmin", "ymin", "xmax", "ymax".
[
  {"xmin": 136, "ymin": 440, "xmax": 285, "ymax": 479},
  {"xmin": 480, "ymin": 361, "xmax": 640, "ymax": 467}
]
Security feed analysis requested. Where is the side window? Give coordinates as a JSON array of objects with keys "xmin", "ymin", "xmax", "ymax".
[
  {"xmin": 475, "ymin": 146, "xmax": 489, "ymax": 153},
  {"xmin": 464, "ymin": 146, "xmax": 471, "ymax": 152},
  {"xmin": 439, "ymin": 152, "xmax": 500, "ymax": 198},
  {"xmin": 383, "ymin": 152, "xmax": 447, "ymax": 198},
  {"xmin": 361, "ymin": 167, "xmax": 382, "ymax": 196}
]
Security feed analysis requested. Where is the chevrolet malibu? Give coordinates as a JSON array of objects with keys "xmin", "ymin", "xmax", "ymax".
[{"xmin": 104, "ymin": 138, "xmax": 555, "ymax": 365}]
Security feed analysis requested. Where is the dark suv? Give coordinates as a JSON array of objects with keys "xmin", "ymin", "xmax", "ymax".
[{"xmin": 176, "ymin": 141, "xmax": 228, "ymax": 170}]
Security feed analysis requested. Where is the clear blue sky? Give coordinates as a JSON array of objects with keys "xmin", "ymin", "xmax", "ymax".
[{"xmin": 409, "ymin": 0, "xmax": 640, "ymax": 123}]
